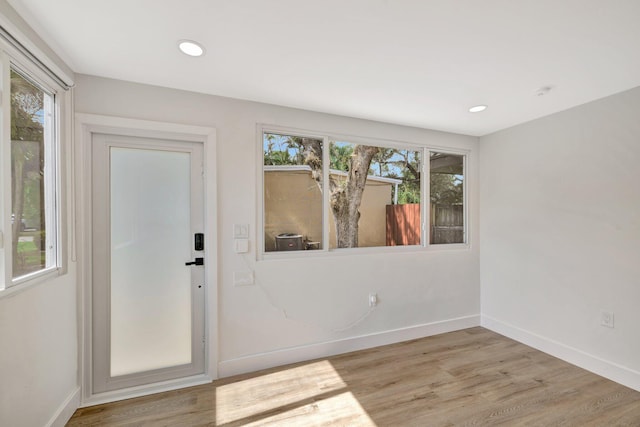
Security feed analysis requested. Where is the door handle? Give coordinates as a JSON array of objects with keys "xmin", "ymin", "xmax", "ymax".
[{"xmin": 185, "ymin": 257, "xmax": 204, "ymax": 266}]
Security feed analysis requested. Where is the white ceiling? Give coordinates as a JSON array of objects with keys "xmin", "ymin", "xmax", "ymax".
[{"xmin": 8, "ymin": 0, "xmax": 640, "ymax": 136}]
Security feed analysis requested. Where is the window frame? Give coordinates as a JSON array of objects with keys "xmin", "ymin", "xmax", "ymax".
[
  {"xmin": 257, "ymin": 124, "xmax": 469, "ymax": 260},
  {"xmin": 427, "ymin": 150, "xmax": 468, "ymax": 247},
  {"xmin": 258, "ymin": 126, "xmax": 329, "ymax": 257},
  {"xmin": 0, "ymin": 47, "xmax": 66, "ymax": 293}
]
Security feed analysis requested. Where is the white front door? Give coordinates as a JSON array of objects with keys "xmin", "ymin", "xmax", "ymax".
[{"xmin": 91, "ymin": 133, "xmax": 205, "ymax": 394}]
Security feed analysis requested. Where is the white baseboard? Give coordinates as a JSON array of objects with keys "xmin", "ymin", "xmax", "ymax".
[
  {"xmin": 46, "ymin": 386, "xmax": 80, "ymax": 427},
  {"xmin": 481, "ymin": 315, "xmax": 640, "ymax": 392},
  {"xmin": 81, "ymin": 374, "xmax": 213, "ymax": 407},
  {"xmin": 218, "ymin": 314, "xmax": 480, "ymax": 378}
]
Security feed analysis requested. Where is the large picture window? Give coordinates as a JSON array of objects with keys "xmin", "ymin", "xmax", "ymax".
[{"xmin": 261, "ymin": 128, "xmax": 466, "ymax": 255}]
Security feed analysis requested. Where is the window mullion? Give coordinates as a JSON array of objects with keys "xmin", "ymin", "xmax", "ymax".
[
  {"xmin": 1, "ymin": 52, "xmax": 12, "ymax": 287},
  {"xmin": 422, "ymin": 147, "xmax": 429, "ymax": 246},
  {"xmin": 322, "ymin": 137, "xmax": 330, "ymax": 251},
  {"xmin": 43, "ymin": 92, "xmax": 55, "ymax": 266},
  {"xmin": 462, "ymin": 154, "xmax": 468, "ymax": 244}
]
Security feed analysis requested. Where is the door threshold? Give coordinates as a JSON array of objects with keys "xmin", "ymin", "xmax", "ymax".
[{"xmin": 82, "ymin": 374, "xmax": 213, "ymax": 407}]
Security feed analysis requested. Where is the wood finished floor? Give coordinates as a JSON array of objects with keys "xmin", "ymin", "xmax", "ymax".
[{"xmin": 68, "ymin": 327, "xmax": 640, "ymax": 426}]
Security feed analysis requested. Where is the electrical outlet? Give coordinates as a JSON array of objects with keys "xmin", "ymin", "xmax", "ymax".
[
  {"xmin": 233, "ymin": 271, "xmax": 254, "ymax": 286},
  {"xmin": 234, "ymin": 239, "xmax": 249, "ymax": 253},
  {"xmin": 601, "ymin": 310, "xmax": 614, "ymax": 328},
  {"xmin": 369, "ymin": 293, "xmax": 378, "ymax": 307}
]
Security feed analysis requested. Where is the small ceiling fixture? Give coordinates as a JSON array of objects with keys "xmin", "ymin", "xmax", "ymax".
[
  {"xmin": 469, "ymin": 105, "xmax": 487, "ymax": 113},
  {"xmin": 178, "ymin": 40, "xmax": 205, "ymax": 57}
]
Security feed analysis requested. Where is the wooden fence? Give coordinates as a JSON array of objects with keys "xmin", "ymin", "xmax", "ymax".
[
  {"xmin": 386, "ymin": 203, "xmax": 463, "ymax": 245},
  {"xmin": 431, "ymin": 204, "xmax": 463, "ymax": 244},
  {"xmin": 386, "ymin": 204, "xmax": 421, "ymax": 245}
]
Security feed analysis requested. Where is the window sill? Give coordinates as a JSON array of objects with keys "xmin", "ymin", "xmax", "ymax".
[
  {"xmin": 0, "ymin": 267, "xmax": 62, "ymax": 300},
  {"xmin": 259, "ymin": 242, "xmax": 471, "ymax": 261}
]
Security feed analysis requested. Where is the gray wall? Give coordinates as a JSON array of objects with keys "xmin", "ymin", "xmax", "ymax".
[
  {"xmin": 480, "ymin": 86, "xmax": 640, "ymax": 389},
  {"xmin": 74, "ymin": 74, "xmax": 481, "ymax": 375},
  {"xmin": 0, "ymin": 1, "xmax": 77, "ymax": 426}
]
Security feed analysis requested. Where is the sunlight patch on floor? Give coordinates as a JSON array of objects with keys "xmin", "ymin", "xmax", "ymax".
[
  {"xmin": 240, "ymin": 391, "xmax": 376, "ymax": 426},
  {"xmin": 216, "ymin": 360, "xmax": 349, "ymax": 425}
]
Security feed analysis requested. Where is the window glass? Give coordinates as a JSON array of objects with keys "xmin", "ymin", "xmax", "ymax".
[
  {"xmin": 261, "ymin": 128, "xmax": 467, "ymax": 254},
  {"xmin": 10, "ymin": 68, "xmax": 56, "ymax": 278},
  {"xmin": 263, "ymin": 133, "xmax": 323, "ymax": 252},
  {"xmin": 329, "ymin": 141, "xmax": 421, "ymax": 249},
  {"xmin": 430, "ymin": 152, "xmax": 464, "ymax": 244}
]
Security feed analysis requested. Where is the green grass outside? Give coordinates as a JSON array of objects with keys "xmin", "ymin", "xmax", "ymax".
[
  {"xmin": 17, "ymin": 241, "xmax": 38, "ymax": 252},
  {"xmin": 16, "ymin": 240, "xmax": 45, "ymax": 274}
]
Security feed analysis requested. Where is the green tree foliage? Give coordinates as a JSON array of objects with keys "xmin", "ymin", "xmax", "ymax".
[
  {"xmin": 329, "ymin": 142, "xmax": 353, "ymax": 171},
  {"xmin": 430, "ymin": 172, "xmax": 463, "ymax": 205},
  {"xmin": 264, "ymin": 133, "xmax": 295, "ymax": 165},
  {"xmin": 263, "ymin": 149, "xmax": 293, "ymax": 165},
  {"xmin": 429, "ymin": 153, "xmax": 463, "ymax": 206},
  {"xmin": 368, "ymin": 148, "xmax": 393, "ymax": 175},
  {"xmin": 264, "ymin": 135, "xmax": 462, "ymax": 206},
  {"xmin": 390, "ymin": 150, "xmax": 421, "ymax": 204}
]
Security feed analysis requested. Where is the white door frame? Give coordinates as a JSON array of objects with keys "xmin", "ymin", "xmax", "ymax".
[{"xmin": 75, "ymin": 114, "xmax": 217, "ymax": 406}]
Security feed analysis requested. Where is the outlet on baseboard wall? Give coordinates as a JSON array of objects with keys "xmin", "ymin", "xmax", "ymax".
[
  {"xmin": 600, "ymin": 310, "xmax": 614, "ymax": 328},
  {"xmin": 369, "ymin": 293, "xmax": 378, "ymax": 307}
]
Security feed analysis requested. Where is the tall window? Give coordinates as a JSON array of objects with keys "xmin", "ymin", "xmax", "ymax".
[
  {"xmin": 430, "ymin": 152, "xmax": 464, "ymax": 244},
  {"xmin": 263, "ymin": 133, "xmax": 324, "ymax": 252},
  {"xmin": 6, "ymin": 66, "xmax": 58, "ymax": 282},
  {"xmin": 261, "ymin": 128, "xmax": 466, "ymax": 255}
]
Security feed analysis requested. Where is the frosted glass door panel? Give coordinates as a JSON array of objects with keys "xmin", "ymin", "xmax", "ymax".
[{"xmin": 110, "ymin": 147, "xmax": 191, "ymax": 377}]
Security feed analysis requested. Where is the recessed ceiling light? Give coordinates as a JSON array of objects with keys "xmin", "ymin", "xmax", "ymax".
[
  {"xmin": 178, "ymin": 40, "xmax": 205, "ymax": 57},
  {"xmin": 469, "ymin": 105, "xmax": 487, "ymax": 113},
  {"xmin": 535, "ymin": 86, "xmax": 552, "ymax": 96}
]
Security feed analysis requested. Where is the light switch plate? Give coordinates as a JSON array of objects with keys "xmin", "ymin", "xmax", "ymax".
[
  {"xmin": 233, "ymin": 224, "xmax": 249, "ymax": 239},
  {"xmin": 234, "ymin": 239, "xmax": 249, "ymax": 253}
]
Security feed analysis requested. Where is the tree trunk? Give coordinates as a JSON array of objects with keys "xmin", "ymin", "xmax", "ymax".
[
  {"xmin": 331, "ymin": 145, "xmax": 378, "ymax": 248},
  {"xmin": 297, "ymin": 138, "xmax": 378, "ymax": 248},
  {"xmin": 298, "ymin": 138, "xmax": 323, "ymax": 190}
]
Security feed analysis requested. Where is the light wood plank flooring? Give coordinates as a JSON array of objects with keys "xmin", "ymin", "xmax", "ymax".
[{"xmin": 68, "ymin": 327, "xmax": 640, "ymax": 426}]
